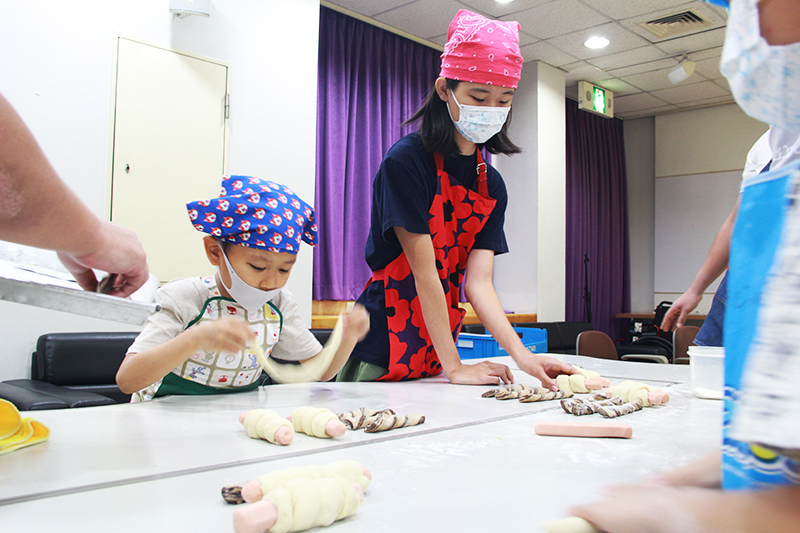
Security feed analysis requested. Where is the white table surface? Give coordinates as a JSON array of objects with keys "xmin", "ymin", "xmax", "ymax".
[{"xmin": 0, "ymin": 355, "xmax": 722, "ymax": 532}]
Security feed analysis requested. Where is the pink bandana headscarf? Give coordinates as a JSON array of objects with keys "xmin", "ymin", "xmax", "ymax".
[{"xmin": 439, "ymin": 9, "xmax": 522, "ymax": 89}]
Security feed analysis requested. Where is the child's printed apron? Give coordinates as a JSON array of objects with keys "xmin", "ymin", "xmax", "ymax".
[{"xmin": 154, "ymin": 296, "xmax": 282, "ymax": 396}]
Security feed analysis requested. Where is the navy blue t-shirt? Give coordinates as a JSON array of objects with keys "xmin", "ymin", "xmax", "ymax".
[{"xmin": 352, "ymin": 132, "xmax": 509, "ymax": 368}]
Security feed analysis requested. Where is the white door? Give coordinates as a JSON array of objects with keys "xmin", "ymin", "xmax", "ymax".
[{"xmin": 110, "ymin": 37, "xmax": 229, "ymax": 282}]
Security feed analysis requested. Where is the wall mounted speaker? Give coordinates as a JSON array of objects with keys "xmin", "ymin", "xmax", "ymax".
[{"xmin": 170, "ymin": 0, "xmax": 211, "ymax": 18}]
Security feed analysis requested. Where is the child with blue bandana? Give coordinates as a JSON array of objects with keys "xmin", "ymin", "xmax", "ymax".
[{"xmin": 116, "ymin": 175, "xmax": 369, "ymax": 402}]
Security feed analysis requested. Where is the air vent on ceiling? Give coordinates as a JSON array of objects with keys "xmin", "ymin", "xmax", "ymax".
[{"xmin": 637, "ymin": 11, "xmax": 713, "ymax": 39}]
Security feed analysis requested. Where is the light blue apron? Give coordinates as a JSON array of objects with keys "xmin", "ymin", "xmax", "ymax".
[{"xmin": 723, "ymin": 161, "xmax": 800, "ymax": 489}]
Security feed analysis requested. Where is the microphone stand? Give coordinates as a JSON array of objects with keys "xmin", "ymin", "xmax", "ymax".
[{"xmin": 583, "ymin": 253, "xmax": 592, "ymax": 325}]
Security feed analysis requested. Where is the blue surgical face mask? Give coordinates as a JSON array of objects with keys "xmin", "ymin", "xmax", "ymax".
[
  {"xmin": 447, "ymin": 91, "xmax": 511, "ymax": 145},
  {"xmin": 219, "ymin": 246, "xmax": 280, "ymax": 314},
  {"xmin": 720, "ymin": 0, "xmax": 800, "ymax": 131}
]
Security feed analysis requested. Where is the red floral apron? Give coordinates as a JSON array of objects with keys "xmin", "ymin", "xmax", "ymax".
[{"xmin": 373, "ymin": 151, "xmax": 497, "ymax": 381}]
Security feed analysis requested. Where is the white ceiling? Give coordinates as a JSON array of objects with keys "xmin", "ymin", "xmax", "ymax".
[{"xmin": 323, "ymin": 0, "xmax": 732, "ymax": 120}]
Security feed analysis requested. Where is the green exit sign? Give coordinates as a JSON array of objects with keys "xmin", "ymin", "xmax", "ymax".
[{"xmin": 578, "ymin": 81, "xmax": 614, "ymax": 118}]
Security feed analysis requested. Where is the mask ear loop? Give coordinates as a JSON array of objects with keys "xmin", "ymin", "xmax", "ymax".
[
  {"xmin": 218, "ymin": 242, "xmax": 237, "ymax": 292},
  {"xmin": 445, "ymin": 89, "xmax": 462, "ymax": 125}
]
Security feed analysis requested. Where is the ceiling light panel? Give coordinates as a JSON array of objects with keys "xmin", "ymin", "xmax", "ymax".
[{"xmin": 547, "ymin": 23, "xmax": 649, "ymax": 61}]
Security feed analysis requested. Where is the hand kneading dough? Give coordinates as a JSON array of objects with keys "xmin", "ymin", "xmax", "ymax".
[
  {"xmin": 290, "ymin": 407, "xmax": 346, "ymax": 438},
  {"xmin": 251, "ymin": 314, "xmax": 344, "ymax": 384},
  {"xmin": 541, "ymin": 517, "xmax": 600, "ymax": 533},
  {"xmin": 233, "ymin": 477, "xmax": 362, "ymax": 533},
  {"xmin": 242, "ymin": 460, "xmax": 371, "ymax": 504},
  {"xmin": 240, "ymin": 410, "xmax": 294, "ymax": 445}
]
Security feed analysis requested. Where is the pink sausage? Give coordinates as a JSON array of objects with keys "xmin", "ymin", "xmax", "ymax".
[
  {"xmin": 353, "ymin": 482, "xmax": 364, "ymax": 501},
  {"xmin": 241, "ymin": 480, "xmax": 264, "ymax": 504},
  {"xmin": 274, "ymin": 426, "xmax": 294, "ymax": 446},
  {"xmin": 583, "ymin": 378, "xmax": 606, "ymax": 390},
  {"xmin": 233, "ymin": 500, "xmax": 278, "ymax": 533},
  {"xmin": 648, "ymin": 391, "xmax": 670, "ymax": 406},
  {"xmin": 534, "ymin": 420, "xmax": 633, "ymax": 439},
  {"xmin": 326, "ymin": 418, "xmax": 346, "ymax": 438}
]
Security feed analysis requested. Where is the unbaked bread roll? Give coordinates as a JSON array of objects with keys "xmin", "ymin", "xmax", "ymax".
[
  {"xmin": 597, "ymin": 399, "xmax": 644, "ymax": 419},
  {"xmin": 364, "ymin": 413, "xmax": 425, "ymax": 433},
  {"xmin": 290, "ymin": 407, "xmax": 346, "ymax": 439},
  {"xmin": 560, "ymin": 397, "xmax": 622, "ymax": 416},
  {"xmin": 607, "ymin": 380, "xmax": 669, "ymax": 406},
  {"xmin": 518, "ymin": 388, "xmax": 572, "ymax": 403},
  {"xmin": 240, "ymin": 460, "xmax": 371, "ymax": 504},
  {"xmin": 233, "ymin": 477, "xmax": 362, "ymax": 533},
  {"xmin": 338, "ymin": 408, "xmax": 395, "ymax": 430},
  {"xmin": 481, "ymin": 385, "xmax": 573, "ymax": 402},
  {"xmin": 482, "ymin": 383, "xmax": 530, "ymax": 399},
  {"xmin": 240, "ymin": 410, "xmax": 294, "ymax": 445}
]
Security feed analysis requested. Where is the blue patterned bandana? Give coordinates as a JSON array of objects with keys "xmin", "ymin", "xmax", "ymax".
[{"xmin": 187, "ymin": 175, "xmax": 318, "ymax": 254}]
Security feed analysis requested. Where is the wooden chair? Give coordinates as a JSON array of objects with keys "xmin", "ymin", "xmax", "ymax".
[
  {"xmin": 673, "ymin": 325, "xmax": 701, "ymax": 365},
  {"xmin": 575, "ymin": 330, "xmax": 619, "ymax": 360}
]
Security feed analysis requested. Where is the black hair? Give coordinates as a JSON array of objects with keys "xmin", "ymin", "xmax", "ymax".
[{"xmin": 404, "ymin": 78, "xmax": 521, "ymax": 159}]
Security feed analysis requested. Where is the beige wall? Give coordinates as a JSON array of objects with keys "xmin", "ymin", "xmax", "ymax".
[
  {"xmin": 652, "ymin": 104, "xmax": 768, "ymax": 310},
  {"xmin": 656, "ymin": 104, "xmax": 768, "ymax": 178},
  {"xmin": 494, "ymin": 62, "xmax": 566, "ymax": 319}
]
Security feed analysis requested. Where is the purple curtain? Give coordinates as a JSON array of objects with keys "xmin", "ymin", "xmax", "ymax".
[
  {"xmin": 565, "ymin": 100, "xmax": 630, "ymax": 340},
  {"xmin": 314, "ymin": 7, "xmax": 441, "ymax": 300}
]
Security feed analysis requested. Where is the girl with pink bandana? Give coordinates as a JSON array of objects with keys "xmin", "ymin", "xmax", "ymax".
[{"xmin": 338, "ymin": 10, "xmax": 575, "ymax": 387}]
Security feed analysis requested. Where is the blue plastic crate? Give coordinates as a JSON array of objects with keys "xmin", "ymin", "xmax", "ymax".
[{"xmin": 457, "ymin": 327, "xmax": 547, "ymax": 359}]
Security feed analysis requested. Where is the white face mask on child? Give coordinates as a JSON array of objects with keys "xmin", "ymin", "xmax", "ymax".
[
  {"xmin": 219, "ymin": 247, "xmax": 280, "ymax": 314},
  {"xmin": 720, "ymin": 0, "xmax": 800, "ymax": 131},
  {"xmin": 447, "ymin": 91, "xmax": 510, "ymax": 145}
]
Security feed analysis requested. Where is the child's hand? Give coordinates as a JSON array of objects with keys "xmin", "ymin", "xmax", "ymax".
[
  {"xmin": 570, "ymin": 484, "xmax": 717, "ymax": 533},
  {"xmin": 342, "ymin": 304, "xmax": 370, "ymax": 343},
  {"xmin": 192, "ymin": 318, "xmax": 254, "ymax": 354}
]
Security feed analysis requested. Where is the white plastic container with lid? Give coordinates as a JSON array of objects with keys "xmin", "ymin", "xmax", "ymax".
[{"xmin": 688, "ymin": 346, "xmax": 724, "ymax": 399}]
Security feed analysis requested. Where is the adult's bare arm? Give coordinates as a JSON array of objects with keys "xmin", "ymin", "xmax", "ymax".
[{"xmin": 0, "ymin": 93, "xmax": 148, "ymax": 296}]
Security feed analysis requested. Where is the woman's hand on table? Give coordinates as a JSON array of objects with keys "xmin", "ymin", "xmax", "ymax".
[{"xmin": 448, "ymin": 360, "xmax": 514, "ymax": 385}]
